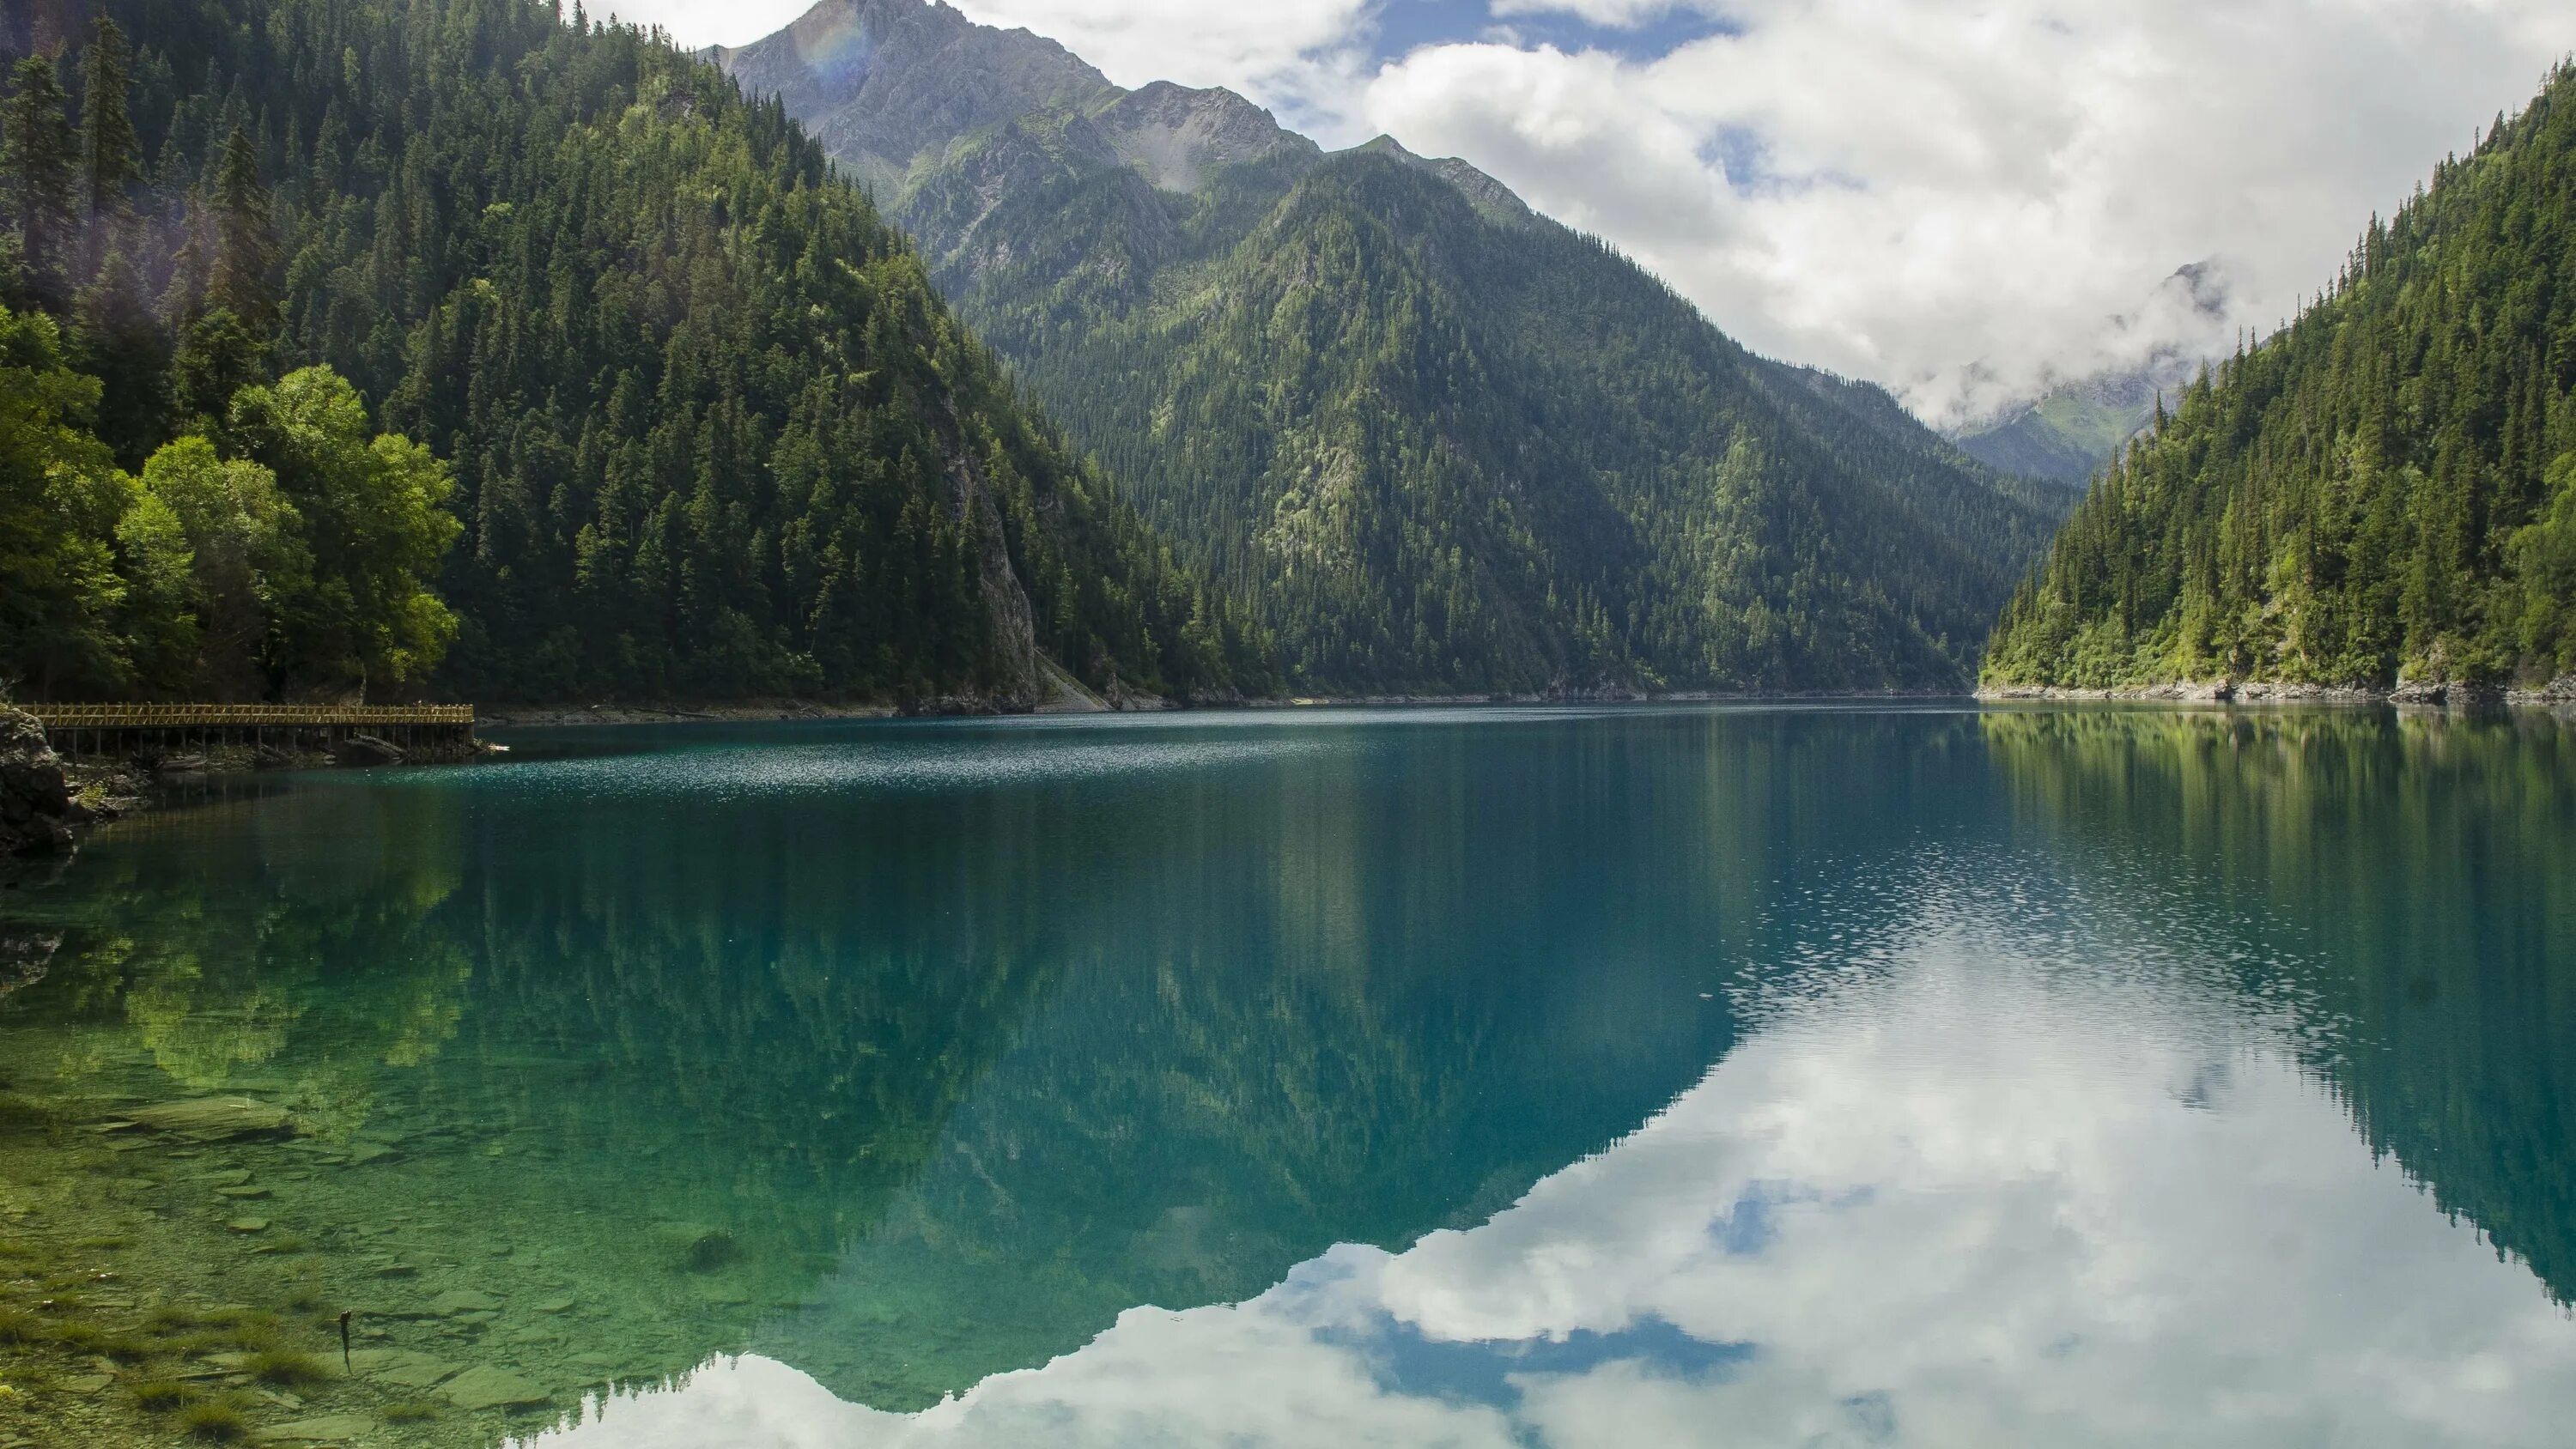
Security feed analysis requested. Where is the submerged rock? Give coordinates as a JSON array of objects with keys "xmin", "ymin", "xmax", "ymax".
[
  {"xmin": 0, "ymin": 929, "xmax": 61, "ymax": 999},
  {"xmin": 654, "ymin": 1222, "xmax": 742, "ymax": 1273},
  {"xmin": 261, "ymin": 1414, "xmax": 377, "ymax": 1441},
  {"xmin": 441, "ymin": 1365, "xmax": 550, "ymax": 1410},
  {"xmin": 346, "ymin": 1349, "xmax": 459, "ymax": 1389},
  {"xmin": 428, "ymin": 1288, "xmax": 501, "ymax": 1316},
  {"xmin": 129, "ymin": 1096, "xmax": 294, "ymax": 1138}
]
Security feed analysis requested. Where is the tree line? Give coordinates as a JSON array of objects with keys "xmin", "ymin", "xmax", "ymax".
[{"xmin": 2, "ymin": 0, "xmax": 1272, "ymax": 706}]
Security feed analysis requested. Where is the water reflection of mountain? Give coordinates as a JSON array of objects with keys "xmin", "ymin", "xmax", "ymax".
[
  {"xmin": 1982, "ymin": 708, "xmax": 2576, "ymax": 1303},
  {"xmin": 747, "ymin": 711, "xmax": 1991, "ymax": 1407},
  {"xmin": 5, "ymin": 710, "xmax": 2041, "ymax": 1416}
]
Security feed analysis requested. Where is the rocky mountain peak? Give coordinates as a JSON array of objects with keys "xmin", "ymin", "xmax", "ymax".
[
  {"xmin": 713, "ymin": 0, "xmax": 1115, "ymax": 191},
  {"xmin": 1352, "ymin": 135, "xmax": 1534, "ymax": 226},
  {"xmin": 1101, "ymin": 82, "xmax": 1317, "ymax": 193}
]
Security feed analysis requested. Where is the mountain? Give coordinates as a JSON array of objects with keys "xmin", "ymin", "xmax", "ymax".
[
  {"xmin": 1953, "ymin": 264, "xmax": 2231, "ymax": 486},
  {"xmin": 1986, "ymin": 67, "xmax": 2576, "ymax": 694},
  {"xmin": 1953, "ymin": 367, "xmax": 2175, "ymax": 486},
  {"xmin": 718, "ymin": 0, "xmax": 2071, "ymax": 694},
  {"xmin": 2, "ymin": 0, "xmax": 1272, "ymax": 707}
]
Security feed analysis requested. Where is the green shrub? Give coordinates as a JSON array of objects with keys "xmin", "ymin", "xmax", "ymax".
[
  {"xmin": 176, "ymin": 1396, "xmax": 253, "ymax": 1441},
  {"xmin": 134, "ymin": 1379, "xmax": 199, "ymax": 1411},
  {"xmin": 246, "ymin": 1349, "xmax": 329, "ymax": 1385}
]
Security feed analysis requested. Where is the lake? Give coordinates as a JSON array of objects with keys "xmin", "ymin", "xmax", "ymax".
[{"xmin": 3, "ymin": 703, "xmax": 2573, "ymax": 1447}]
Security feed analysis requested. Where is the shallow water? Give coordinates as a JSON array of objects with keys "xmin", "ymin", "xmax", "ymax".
[{"xmin": 3, "ymin": 704, "xmax": 2573, "ymax": 1446}]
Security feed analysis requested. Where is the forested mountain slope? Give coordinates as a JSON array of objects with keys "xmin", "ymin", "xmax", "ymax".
[
  {"xmin": 1986, "ymin": 65, "xmax": 2576, "ymax": 693},
  {"xmin": 2, "ymin": 0, "xmax": 1271, "ymax": 706},
  {"xmin": 720, "ymin": 0, "xmax": 2069, "ymax": 694}
]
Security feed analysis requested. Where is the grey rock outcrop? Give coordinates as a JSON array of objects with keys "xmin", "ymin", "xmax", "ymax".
[
  {"xmin": 0, "ymin": 706, "xmax": 75, "ymax": 857},
  {"xmin": 708, "ymin": 0, "xmax": 1114, "ymax": 195},
  {"xmin": 1103, "ymin": 82, "xmax": 1315, "ymax": 193}
]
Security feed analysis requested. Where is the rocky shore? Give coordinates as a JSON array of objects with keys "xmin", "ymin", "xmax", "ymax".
[
  {"xmin": 1, "ymin": 706, "xmax": 495, "ymax": 867},
  {"xmin": 1979, "ymin": 676, "xmax": 2576, "ymax": 707},
  {"xmin": 0, "ymin": 707, "xmax": 98, "ymax": 859}
]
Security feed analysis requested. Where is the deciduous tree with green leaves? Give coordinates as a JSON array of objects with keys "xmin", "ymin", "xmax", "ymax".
[{"xmin": 0, "ymin": 305, "xmax": 136, "ymax": 695}]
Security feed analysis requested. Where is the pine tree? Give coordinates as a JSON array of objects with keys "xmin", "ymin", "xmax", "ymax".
[
  {"xmin": 204, "ymin": 126, "xmax": 274, "ymax": 326},
  {"xmin": 0, "ymin": 0, "xmax": 1272, "ymax": 706},
  {"xmin": 1984, "ymin": 64, "xmax": 2576, "ymax": 693},
  {"xmin": 1, "ymin": 57, "xmax": 78, "ymax": 312},
  {"xmin": 73, "ymin": 237, "xmax": 169, "ymax": 468},
  {"xmin": 76, "ymin": 19, "xmax": 141, "ymax": 232}
]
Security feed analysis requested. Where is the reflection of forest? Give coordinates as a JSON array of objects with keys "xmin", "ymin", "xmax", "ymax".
[
  {"xmin": 3, "ymin": 711, "xmax": 2011, "ymax": 1412},
  {"xmin": 1983, "ymin": 708, "xmax": 2576, "ymax": 1303},
  {"xmin": 754, "ymin": 711, "xmax": 2005, "ymax": 1406}
]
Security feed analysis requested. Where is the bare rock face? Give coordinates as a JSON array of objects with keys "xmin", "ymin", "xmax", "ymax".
[
  {"xmin": 1102, "ymin": 82, "xmax": 1315, "ymax": 193},
  {"xmin": 0, "ymin": 706, "xmax": 75, "ymax": 857},
  {"xmin": 943, "ymin": 440, "xmax": 1051, "ymax": 712},
  {"xmin": 709, "ymin": 0, "xmax": 1115, "ymax": 196}
]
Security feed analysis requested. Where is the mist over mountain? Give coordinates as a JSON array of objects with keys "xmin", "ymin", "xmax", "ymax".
[{"xmin": 1953, "ymin": 263, "xmax": 2233, "ymax": 486}]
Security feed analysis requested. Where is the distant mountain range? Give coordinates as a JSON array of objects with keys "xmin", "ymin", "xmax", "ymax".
[{"xmin": 717, "ymin": 0, "xmax": 2074, "ymax": 694}]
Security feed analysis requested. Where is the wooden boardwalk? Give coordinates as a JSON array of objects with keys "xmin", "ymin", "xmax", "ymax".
[{"xmin": 22, "ymin": 703, "xmax": 476, "ymax": 758}]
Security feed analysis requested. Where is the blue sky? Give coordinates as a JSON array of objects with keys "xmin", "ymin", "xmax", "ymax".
[
  {"xmin": 1364, "ymin": 0, "xmax": 1732, "ymax": 66},
  {"xmin": 610, "ymin": 0, "xmax": 2576, "ymax": 426}
]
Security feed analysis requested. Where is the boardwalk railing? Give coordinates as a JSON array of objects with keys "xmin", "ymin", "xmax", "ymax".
[
  {"xmin": 20, "ymin": 703, "xmax": 477, "ymax": 759},
  {"xmin": 27, "ymin": 704, "xmax": 475, "ymax": 727}
]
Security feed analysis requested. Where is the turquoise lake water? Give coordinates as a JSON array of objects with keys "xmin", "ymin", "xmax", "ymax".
[{"xmin": 3, "ymin": 703, "xmax": 2574, "ymax": 1446}]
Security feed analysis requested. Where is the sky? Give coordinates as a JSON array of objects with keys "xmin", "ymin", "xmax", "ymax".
[{"xmin": 601, "ymin": 0, "xmax": 2576, "ymax": 428}]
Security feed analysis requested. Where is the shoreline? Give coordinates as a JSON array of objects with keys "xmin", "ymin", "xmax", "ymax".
[
  {"xmin": 1978, "ymin": 676, "xmax": 2576, "ymax": 708},
  {"xmin": 473, "ymin": 688, "xmax": 1971, "ymax": 728},
  {"xmin": 18, "ymin": 682, "xmax": 2575, "ymax": 866}
]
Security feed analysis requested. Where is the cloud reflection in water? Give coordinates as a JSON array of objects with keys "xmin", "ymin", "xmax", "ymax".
[{"xmin": 522, "ymin": 924, "xmax": 2576, "ymax": 1449}]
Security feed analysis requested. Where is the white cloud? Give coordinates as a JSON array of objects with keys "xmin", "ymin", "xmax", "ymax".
[
  {"xmin": 586, "ymin": 0, "xmax": 819, "ymax": 48},
  {"xmin": 520, "ymin": 929, "xmax": 2576, "ymax": 1449},
  {"xmin": 949, "ymin": 0, "xmax": 1372, "ymax": 117},
  {"xmin": 562, "ymin": 1, "xmax": 2576, "ymax": 426},
  {"xmin": 1358, "ymin": 1, "xmax": 2576, "ymax": 425}
]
